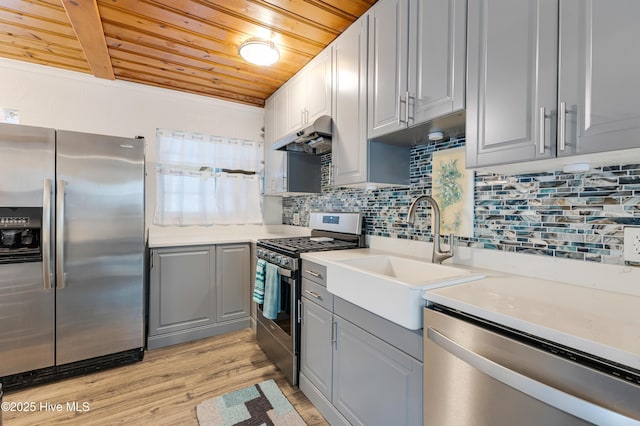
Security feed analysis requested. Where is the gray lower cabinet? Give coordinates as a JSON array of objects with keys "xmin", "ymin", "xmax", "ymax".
[
  {"xmin": 148, "ymin": 244, "xmax": 250, "ymax": 349},
  {"xmin": 216, "ymin": 244, "xmax": 250, "ymax": 322},
  {"xmin": 300, "ymin": 297, "xmax": 333, "ymax": 400},
  {"xmin": 332, "ymin": 316, "xmax": 423, "ymax": 426},
  {"xmin": 299, "ymin": 261, "xmax": 423, "ymax": 426},
  {"xmin": 467, "ymin": 0, "xmax": 640, "ymax": 169}
]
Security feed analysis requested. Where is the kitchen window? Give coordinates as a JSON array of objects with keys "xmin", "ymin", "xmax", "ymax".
[{"xmin": 153, "ymin": 129, "xmax": 263, "ymax": 225}]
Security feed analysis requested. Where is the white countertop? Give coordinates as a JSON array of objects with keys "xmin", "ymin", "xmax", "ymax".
[
  {"xmin": 303, "ymin": 242, "xmax": 640, "ymax": 371},
  {"xmin": 148, "ymin": 224, "xmax": 311, "ymax": 248},
  {"xmin": 424, "ymin": 277, "xmax": 640, "ymax": 371}
]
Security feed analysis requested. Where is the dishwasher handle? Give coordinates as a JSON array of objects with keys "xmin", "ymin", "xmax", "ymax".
[{"xmin": 427, "ymin": 327, "xmax": 640, "ymax": 426}]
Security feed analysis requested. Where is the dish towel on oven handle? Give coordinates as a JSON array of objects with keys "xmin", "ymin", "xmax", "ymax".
[
  {"xmin": 262, "ymin": 262, "xmax": 281, "ymax": 320},
  {"xmin": 253, "ymin": 258, "xmax": 267, "ymax": 304}
]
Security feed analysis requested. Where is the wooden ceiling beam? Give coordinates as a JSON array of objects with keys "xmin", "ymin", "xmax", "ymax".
[{"xmin": 60, "ymin": 0, "xmax": 114, "ymax": 79}]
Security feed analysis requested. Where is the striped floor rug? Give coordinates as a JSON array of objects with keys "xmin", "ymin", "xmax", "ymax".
[{"xmin": 196, "ymin": 379, "xmax": 307, "ymax": 426}]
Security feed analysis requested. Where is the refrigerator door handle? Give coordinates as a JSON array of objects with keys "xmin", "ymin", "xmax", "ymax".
[
  {"xmin": 42, "ymin": 179, "xmax": 53, "ymax": 290},
  {"xmin": 427, "ymin": 327, "xmax": 639, "ymax": 426},
  {"xmin": 56, "ymin": 179, "xmax": 66, "ymax": 289}
]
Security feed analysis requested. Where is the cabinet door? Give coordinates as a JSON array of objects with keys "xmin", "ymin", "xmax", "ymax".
[
  {"xmin": 332, "ymin": 317, "xmax": 423, "ymax": 426},
  {"xmin": 306, "ymin": 47, "xmax": 332, "ymax": 124},
  {"xmin": 264, "ymin": 91, "xmax": 287, "ymax": 194},
  {"xmin": 558, "ymin": 0, "xmax": 640, "ymax": 156},
  {"xmin": 466, "ymin": 0, "xmax": 558, "ymax": 168},
  {"xmin": 409, "ymin": 0, "xmax": 466, "ymax": 125},
  {"xmin": 300, "ymin": 299, "xmax": 333, "ymax": 400},
  {"xmin": 368, "ymin": 0, "xmax": 409, "ymax": 138},
  {"xmin": 149, "ymin": 246, "xmax": 215, "ymax": 336},
  {"xmin": 285, "ymin": 73, "xmax": 307, "ymax": 134},
  {"xmin": 333, "ymin": 15, "xmax": 369, "ymax": 186},
  {"xmin": 215, "ymin": 244, "xmax": 250, "ymax": 323}
]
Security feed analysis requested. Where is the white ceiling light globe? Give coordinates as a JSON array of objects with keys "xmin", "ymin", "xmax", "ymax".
[{"xmin": 239, "ymin": 39, "xmax": 280, "ymax": 66}]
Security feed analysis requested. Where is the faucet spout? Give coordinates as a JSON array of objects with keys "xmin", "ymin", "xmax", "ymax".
[{"xmin": 406, "ymin": 195, "xmax": 454, "ymax": 264}]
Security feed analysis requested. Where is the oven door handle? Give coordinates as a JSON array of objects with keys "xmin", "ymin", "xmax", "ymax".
[{"xmin": 277, "ymin": 266, "xmax": 293, "ymax": 278}]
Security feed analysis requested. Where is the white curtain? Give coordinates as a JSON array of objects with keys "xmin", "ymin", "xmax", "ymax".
[{"xmin": 154, "ymin": 129, "xmax": 264, "ymax": 226}]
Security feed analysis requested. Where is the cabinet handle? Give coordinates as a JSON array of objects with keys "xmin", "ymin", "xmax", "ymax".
[
  {"xmin": 305, "ymin": 108, "xmax": 309, "ymax": 124},
  {"xmin": 558, "ymin": 101, "xmax": 566, "ymax": 151},
  {"xmin": 42, "ymin": 179, "xmax": 52, "ymax": 290},
  {"xmin": 331, "ymin": 319, "xmax": 337, "ymax": 347},
  {"xmin": 304, "ymin": 269, "xmax": 321, "ymax": 278},
  {"xmin": 539, "ymin": 106, "xmax": 546, "ymax": 154},
  {"xmin": 406, "ymin": 91, "xmax": 414, "ymax": 125},
  {"xmin": 397, "ymin": 95, "xmax": 407, "ymax": 126},
  {"xmin": 56, "ymin": 179, "xmax": 66, "ymax": 289},
  {"xmin": 304, "ymin": 290, "xmax": 322, "ymax": 299},
  {"xmin": 298, "ymin": 299, "xmax": 303, "ymax": 323}
]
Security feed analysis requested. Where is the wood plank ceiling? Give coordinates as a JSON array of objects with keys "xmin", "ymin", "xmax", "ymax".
[{"xmin": 0, "ymin": 0, "xmax": 377, "ymax": 107}]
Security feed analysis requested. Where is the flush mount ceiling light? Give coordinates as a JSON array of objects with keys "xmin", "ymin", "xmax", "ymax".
[{"xmin": 238, "ymin": 38, "xmax": 280, "ymax": 66}]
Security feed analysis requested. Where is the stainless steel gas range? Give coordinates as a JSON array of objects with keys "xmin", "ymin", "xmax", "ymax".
[{"xmin": 255, "ymin": 212, "xmax": 363, "ymax": 386}]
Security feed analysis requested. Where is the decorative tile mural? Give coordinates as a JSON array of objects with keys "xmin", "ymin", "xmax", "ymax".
[
  {"xmin": 431, "ymin": 146, "xmax": 474, "ymax": 238},
  {"xmin": 282, "ymin": 138, "xmax": 640, "ymax": 264}
]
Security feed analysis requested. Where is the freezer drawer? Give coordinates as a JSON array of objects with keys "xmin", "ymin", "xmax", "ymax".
[{"xmin": 424, "ymin": 307, "xmax": 640, "ymax": 426}]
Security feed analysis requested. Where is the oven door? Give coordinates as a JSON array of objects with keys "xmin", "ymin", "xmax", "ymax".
[{"xmin": 256, "ymin": 263, "xmax": 300, "ymax": 385}]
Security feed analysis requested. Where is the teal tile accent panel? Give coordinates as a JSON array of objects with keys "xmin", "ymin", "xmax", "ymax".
[{"xmin": 282, "ymin": 138, "xmax": 640, "ymax": 264}]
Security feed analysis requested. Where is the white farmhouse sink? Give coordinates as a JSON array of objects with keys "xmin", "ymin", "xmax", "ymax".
[{"xmin": 326, "ymin": 255, "xmax": 484, "ymax": 330}]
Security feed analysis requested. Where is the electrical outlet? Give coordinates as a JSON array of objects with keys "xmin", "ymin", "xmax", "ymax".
[
  {"xmin": 292, "ymin": 213, "xmax": 300, "ymax": 226},
  {"xmin": 623, "ymin": 226, "xmax": 640, "ymax": 264}
]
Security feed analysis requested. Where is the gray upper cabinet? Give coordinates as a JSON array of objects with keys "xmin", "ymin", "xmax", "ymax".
[
  {"xmin": 216, "ymin": 244, "xmax": 250, "ymax": 323},
  {"xmin": 468, "ymin": 0, "xmax": 640, "ymax": 169},
  {"xmin": 333, "ymin": 14, "xmax": 369, "ymax": 186},
  {"xmin": 558, "ymin": 0, "xmax": 640, "ymax": 156},
  {"xmin": 409, "ymin": 0, "xmax": 466, "ymax": 125},
  {"xmin": 306, "ymin": 47, "xmax": 333, "ymax": 125},
  {"xmin": 285, "ymin": 72, "xmax": 307, "ymax": 135},
  {"xmin": 333, "ymin": 11, "xmax": 411, "ymax": 188},
  {"xmin": 285, "ymin": 47, "xmax": 332, "ymax": 134},
  {"xmin": 466, "ymin": 0, "xmax": 558, "ymax": 167},
  {"xmin": 368, "ymin": 0, "xmax": 467, "ymax": 139},
  {"xmin": 367, "ymin": 0, "xmax": 409, "ymax": 138},
  {"xmin": 264, "ymin": 91, "xmax": 287, "ymax": 195}
]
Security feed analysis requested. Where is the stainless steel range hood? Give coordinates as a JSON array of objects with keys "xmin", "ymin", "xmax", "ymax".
[{"xmin": 272, "ymin": 115, "xmax": 332, "ymax": 155}]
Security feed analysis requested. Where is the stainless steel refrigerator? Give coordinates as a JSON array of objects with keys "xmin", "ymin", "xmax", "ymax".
[{"xmin": 0, "ymin": 123, "xmax": 145, "ymax": 389}]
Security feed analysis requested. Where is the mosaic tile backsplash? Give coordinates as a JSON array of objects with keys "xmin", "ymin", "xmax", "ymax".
[{"xmin": 282, "ymin": 138, "xmax": 640, "ymax": 264}]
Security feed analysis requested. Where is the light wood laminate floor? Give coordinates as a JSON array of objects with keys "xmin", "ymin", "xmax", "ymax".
[{"xmin": 2, "ymin": 328, "xmax": 328, "ymax": 425}]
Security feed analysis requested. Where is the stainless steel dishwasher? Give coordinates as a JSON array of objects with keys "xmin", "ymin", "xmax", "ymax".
[{"xmin": 423, "ymin": 306, "xmax": 640, "ymax": 426}]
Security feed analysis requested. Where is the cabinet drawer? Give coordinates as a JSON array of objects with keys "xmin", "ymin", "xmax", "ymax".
[
  {"xmin": 302, "ymin": 277, "xmax": 333, "ymax": 311},
  {"xmin": 301, "ymin": 260, "xmax": 327, "ymax": 286}
]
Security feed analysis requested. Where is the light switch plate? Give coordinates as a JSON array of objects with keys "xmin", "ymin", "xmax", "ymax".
[
  {"xmin": 292, "ymin": 213, "xmax": 300, "ymax": 226},
  {"xmin": 623, "ymin": 226, "xmax": 640, "ymax": 264}
]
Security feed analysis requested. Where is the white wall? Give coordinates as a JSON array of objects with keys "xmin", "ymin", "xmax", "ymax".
[{"xmin": 0, "ymin": 58, "xmax": 268, "ymax": 226}]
